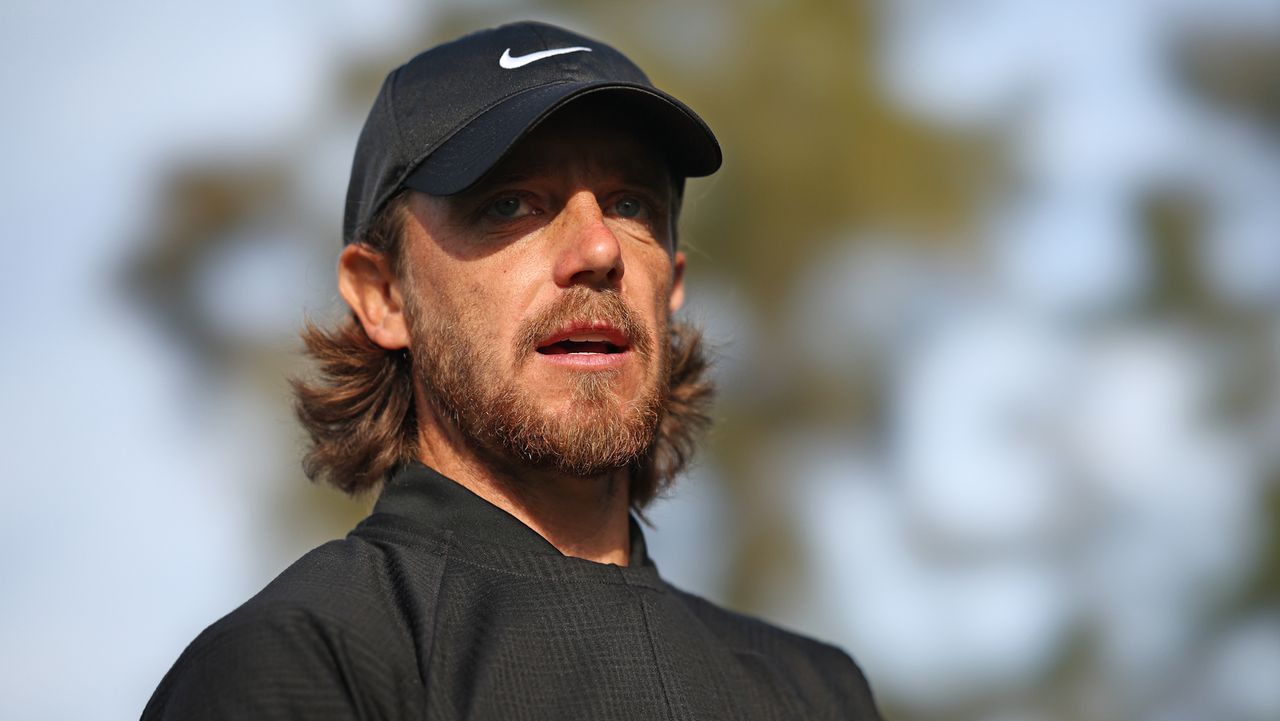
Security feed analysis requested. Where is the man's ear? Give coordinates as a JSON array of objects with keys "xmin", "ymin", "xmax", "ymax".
[
  {"xmin": 669, "ymin": 250, "xmax": 686, "ymax": 314},
  {"xmin": 337, "ymin": 244, "xmax": 411, "ymax": 350}
]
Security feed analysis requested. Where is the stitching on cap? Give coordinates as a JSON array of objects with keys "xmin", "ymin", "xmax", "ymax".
[
  {"xmin": 368, "ymin": 66, "xmax": 408, "ymax": 222},
  {"xmin": 384, "ymin": 66, "xmax": 406, "ymax": 161},
  {"xmin": 529, "ymin": 22, "xmax": 550, "ymax": 50}
]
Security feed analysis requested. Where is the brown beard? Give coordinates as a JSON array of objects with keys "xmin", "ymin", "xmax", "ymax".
[{"xmin": 407, "ymin": 286, "xmax": 670, "ymax": 480}]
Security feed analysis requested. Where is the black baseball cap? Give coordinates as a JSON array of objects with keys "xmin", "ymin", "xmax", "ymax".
[{"xmin": 343, "ymin": 21, "xmax": 722, "ymax": 245}]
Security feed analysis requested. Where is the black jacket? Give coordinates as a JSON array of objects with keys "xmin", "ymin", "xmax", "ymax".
[{"xmin": 143, "ymin": 463, "xmax": 882, "ymax": 720}]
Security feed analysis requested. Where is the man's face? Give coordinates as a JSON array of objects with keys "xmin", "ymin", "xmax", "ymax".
[{"xmin": 397, "ymin": 104, "xmax": 685, "ymax": 479}]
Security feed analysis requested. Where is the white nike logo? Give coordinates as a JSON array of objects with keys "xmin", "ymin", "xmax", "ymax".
[{"xmin": 499, "ymin": 46, "xmax": 592, "ymax": 69}]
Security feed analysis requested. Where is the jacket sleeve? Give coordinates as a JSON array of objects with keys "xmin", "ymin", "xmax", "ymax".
[
  {"xmin": 140, "ymin": 607, "xmax": 416, "ymax": 721},
  {"xmin": 814, "ymin": 644, "xmax": 884, "ymax": 721}
]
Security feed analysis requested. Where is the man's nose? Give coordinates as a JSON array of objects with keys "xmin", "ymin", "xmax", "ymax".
[{"xmin": 551, "ymin": 191, "xmax": 624, "ymax": 289}]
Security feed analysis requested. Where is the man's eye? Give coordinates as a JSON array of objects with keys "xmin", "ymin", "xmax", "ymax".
[
  {"xmin": 486, "ymin": 196, "xmax": 531, "ymax": 219},
  {"xmin": 612, "ymin": 197, "xmax": 648, "ymax": 219}
]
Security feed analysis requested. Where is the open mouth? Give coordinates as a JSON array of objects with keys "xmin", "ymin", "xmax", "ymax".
[{"xmin": 536, "ymin": 328, "xmax": 630, "ymax": 356}]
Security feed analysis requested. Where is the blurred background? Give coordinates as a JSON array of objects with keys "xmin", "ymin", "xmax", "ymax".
[{"xmin": 3, "ymin": 1, "xmax": 1279, "ymax": 719}]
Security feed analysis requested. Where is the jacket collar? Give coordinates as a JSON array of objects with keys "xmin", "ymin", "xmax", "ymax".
[{"xmin": 372, "ymin": 461, "xmax": 653, "ymax": 568}]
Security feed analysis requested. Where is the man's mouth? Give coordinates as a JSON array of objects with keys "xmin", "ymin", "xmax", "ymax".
[{"xmin": 536, "ymin": 325, "xmax": 631, "ymax": 356}]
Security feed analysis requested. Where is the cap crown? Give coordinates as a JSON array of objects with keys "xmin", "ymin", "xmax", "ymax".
[{"xmin": 343, "ymin": 21, "xmax": 719, "ymax": 245}]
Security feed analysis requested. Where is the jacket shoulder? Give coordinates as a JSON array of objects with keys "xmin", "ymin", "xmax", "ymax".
[
  {"xmin": 671, "ymin": 587, "xmax": 884, "ymax": 720},
  {"xmin": 142, "ymin": 536, "xmax": 438, "ymax": 720},
  {"xmin": 244, "ymin": 535, "xmax": 430, "ymax": 637}
]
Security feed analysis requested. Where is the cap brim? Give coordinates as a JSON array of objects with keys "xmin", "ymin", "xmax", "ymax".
[{"xmin": 403, "ymin": 82, "xmax": 721, "ymax": 196}]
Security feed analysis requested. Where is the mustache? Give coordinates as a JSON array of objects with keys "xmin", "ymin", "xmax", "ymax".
[{"xmin": 514, "ymin": 287, "xmax": 655, "ymax": 362}]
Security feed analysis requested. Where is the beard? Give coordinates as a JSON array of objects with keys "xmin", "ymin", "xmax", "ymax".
[{"xmin": 407, "ymin": 286, "xmax": 670, "ymax": 479}]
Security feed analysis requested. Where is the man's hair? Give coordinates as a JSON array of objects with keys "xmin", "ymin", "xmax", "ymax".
[{"xmin": 292, "ymin": 193, "xmax": 714, "ymax": 508}]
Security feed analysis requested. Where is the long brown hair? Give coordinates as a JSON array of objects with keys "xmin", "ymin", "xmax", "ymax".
[{"xmin": 292, "ymin": 195, "xmax": 714, "ymax": 507}]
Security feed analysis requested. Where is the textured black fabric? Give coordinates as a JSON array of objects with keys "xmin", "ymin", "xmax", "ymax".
[{"xmin": 143, "ymin": 463, "xmax": 883, "ymax": 720}]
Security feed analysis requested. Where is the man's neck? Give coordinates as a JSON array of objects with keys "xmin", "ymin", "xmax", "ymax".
[{"xmin": 415, "ymin": 428, "xmax": 633, "ymax": 566}]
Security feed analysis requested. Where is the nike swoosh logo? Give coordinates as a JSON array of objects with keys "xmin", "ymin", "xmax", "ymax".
[{"xmin": 499, "ymin": 46, "xmax": 592, "ymax": 69}]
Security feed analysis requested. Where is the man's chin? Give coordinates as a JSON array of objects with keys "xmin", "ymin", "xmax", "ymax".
[
  {"xmin": 479, "ymin": 388, "xmax": 661, "ymax": 480},
  {"xmin": 414, "ymin": 333, "xmax": 663, "ymax": 481}
]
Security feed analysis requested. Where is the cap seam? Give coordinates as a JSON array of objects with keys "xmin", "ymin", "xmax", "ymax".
[
  {"xmin": 360, "ymin": 67, "xmax": 410, "ymax": 238},
  {"xmin": 384, "ymin": 66, "xmax": 407, "ymax": 167},
  {"xmin": 528, "ymin": 22, "xmax": 552, "ymax": 51}
]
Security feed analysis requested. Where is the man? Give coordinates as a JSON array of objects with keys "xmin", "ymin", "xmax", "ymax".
[{"xmin": 144, "ymin": 21, "xmax": 881, "ymax": 720}]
